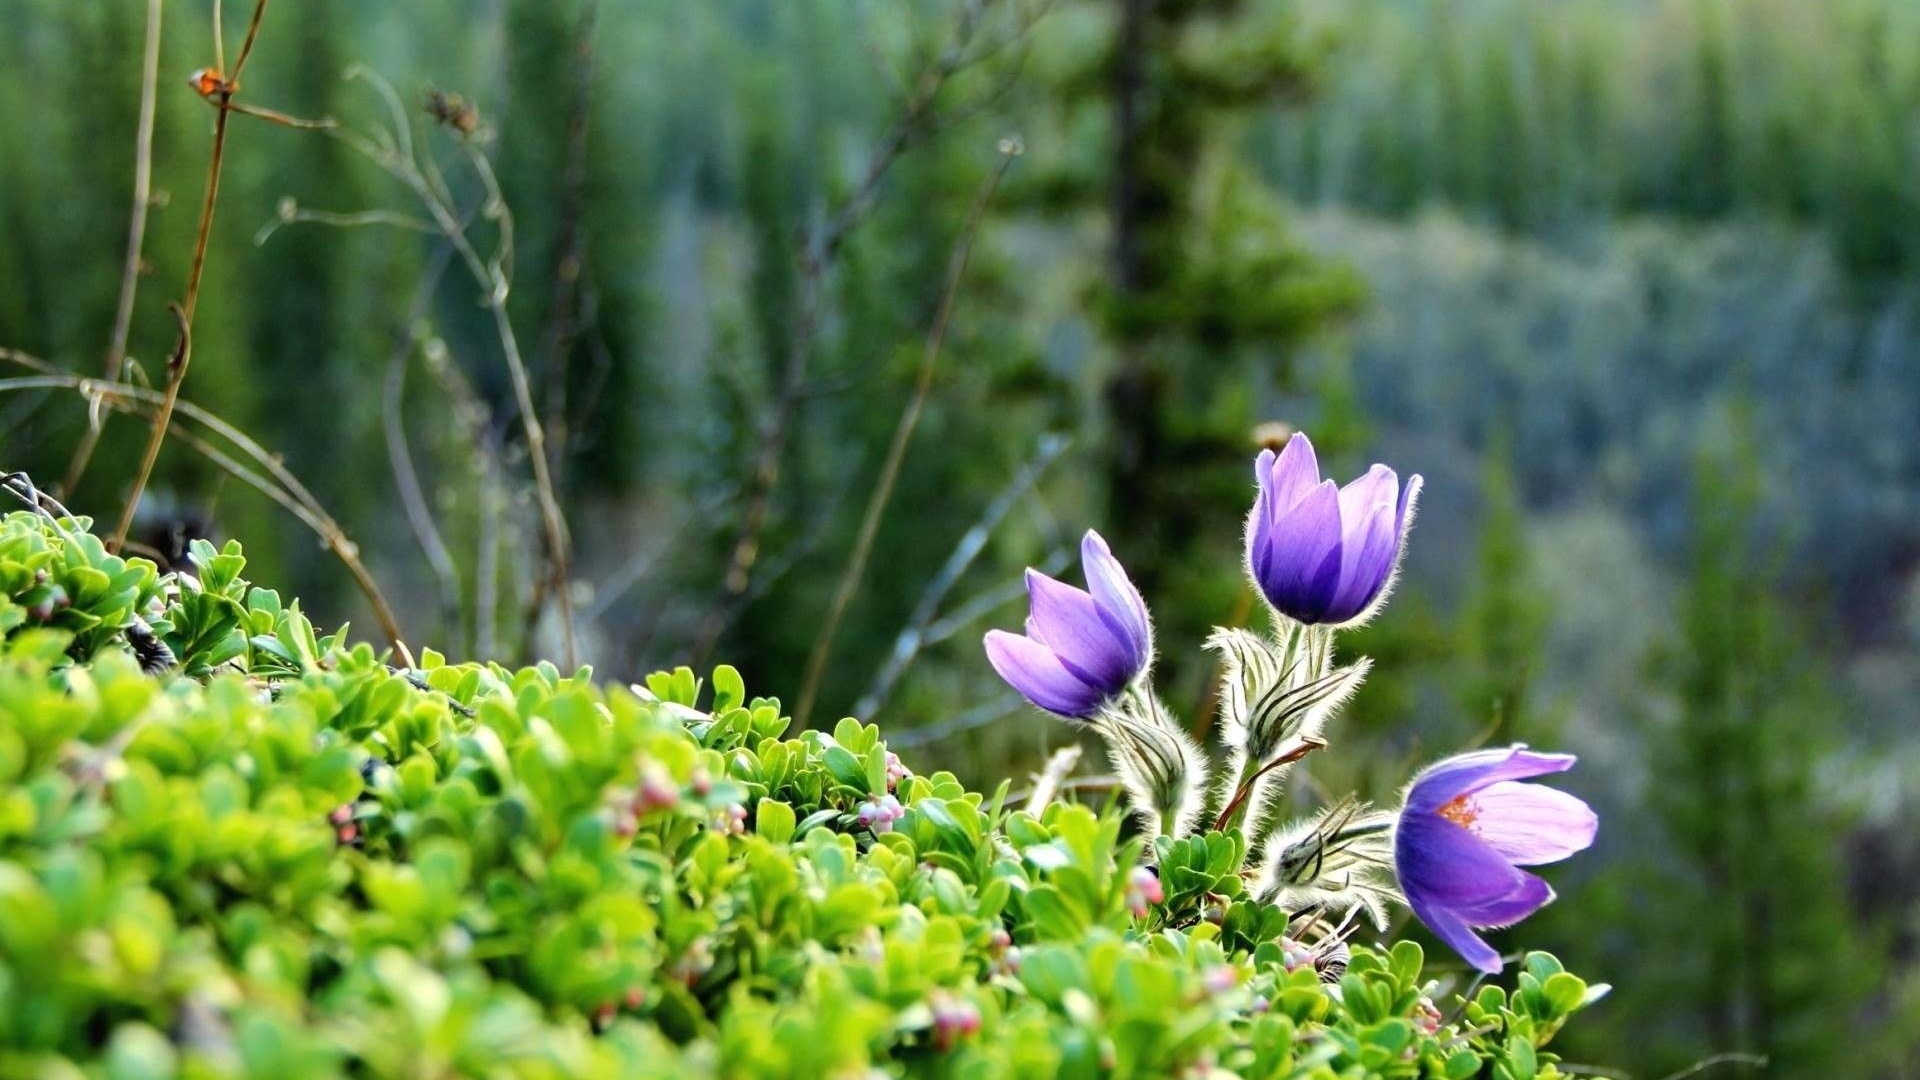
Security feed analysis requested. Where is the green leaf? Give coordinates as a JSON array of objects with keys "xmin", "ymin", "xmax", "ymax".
[
  {"xmin": 821, "ymin": 745, "xmax": 870, "ymax": 793},
  {"xmin": 712, "ymin": 665, "xmax": 745, "ymax": 713},
  {"xmin": 757, "ymin": 799, "xmax": 796, "ymax": 844}
]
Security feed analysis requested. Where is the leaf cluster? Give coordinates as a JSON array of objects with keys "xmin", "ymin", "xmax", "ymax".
[{"xmin": 0, "ymin": 512, "xmax": 1604, "ymax": 1078}]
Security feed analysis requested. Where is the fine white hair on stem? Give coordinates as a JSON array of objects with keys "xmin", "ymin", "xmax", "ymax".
[
  {"xmin": 1257, "ymin": 799, "xmax": 1399, "ymax": 929},
  {"xmin": 1099, "ymin": 687, "xmax": 1213, "ymax": 839}
]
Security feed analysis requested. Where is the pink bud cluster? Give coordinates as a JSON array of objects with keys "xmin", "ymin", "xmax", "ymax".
[
  {"xmin": 856, "ymin": 794, "xmax": 906, "ymax": 833},
  {"xmin": 1125, "ymin": 865, "xmax": 1164, "ymax": 918},
  {"xmin": 929, "ymin": 991, "xmax": 982, "ymax": 1050}
]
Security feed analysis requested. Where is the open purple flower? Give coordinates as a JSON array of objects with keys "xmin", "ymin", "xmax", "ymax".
[
  {"xmin": 1246, "ymin": 433, "xmax": 1421, "ymax": 626},
  {"xmin": 1393, "ymin": 746, "xmax": 1597, "ymax": 974},
  {"xmin": 984, "ymin": 530, "xmax": 1152, "ymax": 719}
]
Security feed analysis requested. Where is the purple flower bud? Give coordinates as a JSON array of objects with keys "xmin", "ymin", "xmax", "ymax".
[
  {"xmin": 884, "ymin": 751, "xmax": 908, "ymax": 790},
  {"xmin": 984, "ymin": 531, "xmax": 1152, "ymax": 719},
  {"xmin": 1394, "ymin": 746, "xmax": 1598, "ymax": 974},
  {"xmin": 1246, "ymin": 433, "xmax": 1421, "ymax": 626}
]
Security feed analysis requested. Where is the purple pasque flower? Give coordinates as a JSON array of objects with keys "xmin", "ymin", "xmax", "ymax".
[
  {"xmin": 1393, "ymin": 746, "xmax": 1598, "ymax": 974},
  {"xmin": 984, "ymin": 530, "xmax": 1152, "ymax": 720},
  {"xmin": 1246, "ymin": 432, "xmax": 1422, "ymax": 626}
]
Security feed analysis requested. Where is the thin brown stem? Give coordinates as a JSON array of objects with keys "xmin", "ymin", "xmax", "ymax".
[
  {"xmin": 229, "ymin": 0, "xmax": 268, "ymax": 83},
  {"xmin": 689, "ymin": 3, "xmax": 1002, "ymax": 668},
  {"xmin": 212, "ymin": 0, "xmax": 225, "ymax": 73},
  {"xmin": 302, "ymin": 69, "xmax": 576, "ymax": 666},
  {"xmin": 1210, "ymin": 737, "xmax": 1327, "ymax": 835},
  {"xmin": 225, "ymin": 102, "xmax": 336, "ymax": 129},
  {"xmin": 795, "ymin": 141, "xmax": 1018, "ymax": 728},
  {"xmin": 0, "ymin": 356, "xmax": 414, "ymax": 665},
  {"xmin": 62, "ymin": 0, "xmax": 164, "ymax": 496},
  {"xmin": 113, "ymin": 0, "xmax": 271, "ymax": 552}
]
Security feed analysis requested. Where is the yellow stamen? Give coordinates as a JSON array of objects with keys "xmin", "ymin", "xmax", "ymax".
[{"xmin": 1438, "ymin": 794, "xmax": 1479, "ymax": 829}]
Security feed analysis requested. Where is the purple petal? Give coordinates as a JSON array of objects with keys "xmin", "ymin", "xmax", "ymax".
[
  {"xmin": 984, "ymin": 630, "xmax": 1104, "ymax": 718},
  {"xmin": 1405, "ymin": 746, "xmax": 1577, "ymax": 816},
  {"xmin": 1025, "ymin": 570, "xmax": 1132, "ymax": 691},
  {"xmin": 1395, "ymin": 809, "xmax": 1532, "ymax": 909},
  {"xmin": 1263, "ymin": 433, "xmax": 1323, "ymax": 515},
  {"xmin": 1395, "ymin": 473, "xmax": 1424, "ymax": 538},
  {"xmin": 1407, "ymin": 894, "xmax": 1505, "ymax": 975},
  {"xmin": 1081, "ymin": 531, "xmax": 1151, "ymax": 671},
  {"xmin": 1326, "ymin": 501, "xmax": 1397, "ymax": 620},
  {"xmin": 1464, "ymin": 781, "xmax": 1598, "ymax": 866},
  {"xmin": 1452, "ymin": 871, "xmax": 1554, "ymax": 928},
  {"xmin": 1336, "ymin": 464, "xmax": 1399, "ymax": 526},
  {"xmin": 1248, "ymin": 451, "xmax": 1277, "ymax": 578},
  {"xmin": 1253, "ymin": 480, "xmax": 1344, "ymax": 621},
  {"xmin": 1396, "ymin": 811, "xmax": 1542, "ymax": 974}
]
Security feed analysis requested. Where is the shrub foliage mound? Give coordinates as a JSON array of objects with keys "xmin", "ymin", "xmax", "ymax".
[{"xmin": 0, "ymin": 509, "xmax": 1602, "ymax": 1078}]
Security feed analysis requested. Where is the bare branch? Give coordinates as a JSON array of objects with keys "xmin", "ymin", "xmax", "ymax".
[
  {"xmin": 63, "ymin": 0, "xmax": 166, "ymax": 495},
  {"xmin": 114, "ymin": 0, "xmax": 273, "ymax": 552},
  {"xmin": 853, "ymin": 433, "xmax": 1067, "ymax": 720},
  {"xmin": 0, "ymin": 356, "xmax": 414, "ymax": 665},
  {"xmin": 794, "ymin": 139, "xmax": 1019, "ymax": 728},
  {"xmin": 690, "ymin": 0, "xmax": 1037, "ymax": 668}
]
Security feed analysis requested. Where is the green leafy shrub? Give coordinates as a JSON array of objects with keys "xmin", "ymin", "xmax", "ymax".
[{"xmin": 0, "ymin": 509, "xmax": 1603, "ymax": 1078}]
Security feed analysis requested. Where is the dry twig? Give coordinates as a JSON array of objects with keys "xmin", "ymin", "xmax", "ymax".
[
  {"xmin": 854, "ymin": 434, "xmax": 1068, "ymax": 719},
  {"xmin": 795, "ymin": 140, "xmax": 1020, "ymax": 727},
  {"xmin": 62, "ymin": 0, "xmax": 166, "ymax": 496},
  {"xmin": 300, "ymin": 68, "xmax": 577, "ymax": 668},
  {"xmin": 113, "ymin": 0, "xmax": 273, "ymax": 552},
  {"xmin": 690, "ymin": 0, "xmax": 1043, "ymax": 667},
  {"xmin": 0, "ymin": 356, "xmax": 414, "ymax": 665}
]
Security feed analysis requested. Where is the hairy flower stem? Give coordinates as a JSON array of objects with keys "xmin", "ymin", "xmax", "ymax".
[
  {"xmin": 1213, "ymin": 737, "xmax": 1327, "ymax": 837},
  {"xmin": 1212, "ymin": 622, "xmax": 1330, "ymax": 838}
]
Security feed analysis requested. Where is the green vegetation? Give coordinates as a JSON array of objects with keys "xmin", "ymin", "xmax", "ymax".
[
  {"xmin": 5, "ymin": 0, "xmax": 1919, "ymax": 1074},
  {"xmin": 1269, "ymin": 0, "xmax": 1920, "ymax": 274},
  {"xmin": 0, "ymin": 508, "xmax": 1604, "ymax": 1077}
]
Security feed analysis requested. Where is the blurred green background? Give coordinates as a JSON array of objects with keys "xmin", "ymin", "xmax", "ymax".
[{"xmin": 3, "ymin": 0, "xmax": 1917, "ymax": 1074}]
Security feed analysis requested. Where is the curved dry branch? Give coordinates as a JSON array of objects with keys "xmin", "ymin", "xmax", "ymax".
[{"xmin": 0, "ymin": 357, "xmax": 414, "ymax": 665}]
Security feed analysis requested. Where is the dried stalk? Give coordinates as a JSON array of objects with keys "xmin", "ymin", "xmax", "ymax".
[
  {"xmin": 63, "ymin": 0, "xmax": 165, "ymax": 495},
  {"xmin": 113, "ymin": 0, "xmax": 272, "ymax": 552},
  {"xmin": 690, "ymin": 1, "xmax": 1016, "ymax": 667},
  {"xmin": 854, "ymin": 434, "xmax": 1068, "ymax": 719},
  {"xmin": 1022, "ymin": 745, "xmax": 1084, "ymax": 816},
  {"xmin": 0, "ymin": 357, "xmax": 414, "ymax": 665},
  {"xmin": 886, "ymin": 691, "xmax": 1024, "ymax": 750},
  {"xmin": 795, "ymin": 141, "xmax": 1020, "ymax": 727},
  {"xmin": 311, "ymin": 71, "xmax": 576, "ymax": 668},
  {"xmin": 381, "ymin": 241, "xmax": 464, "ymax": 638}
]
